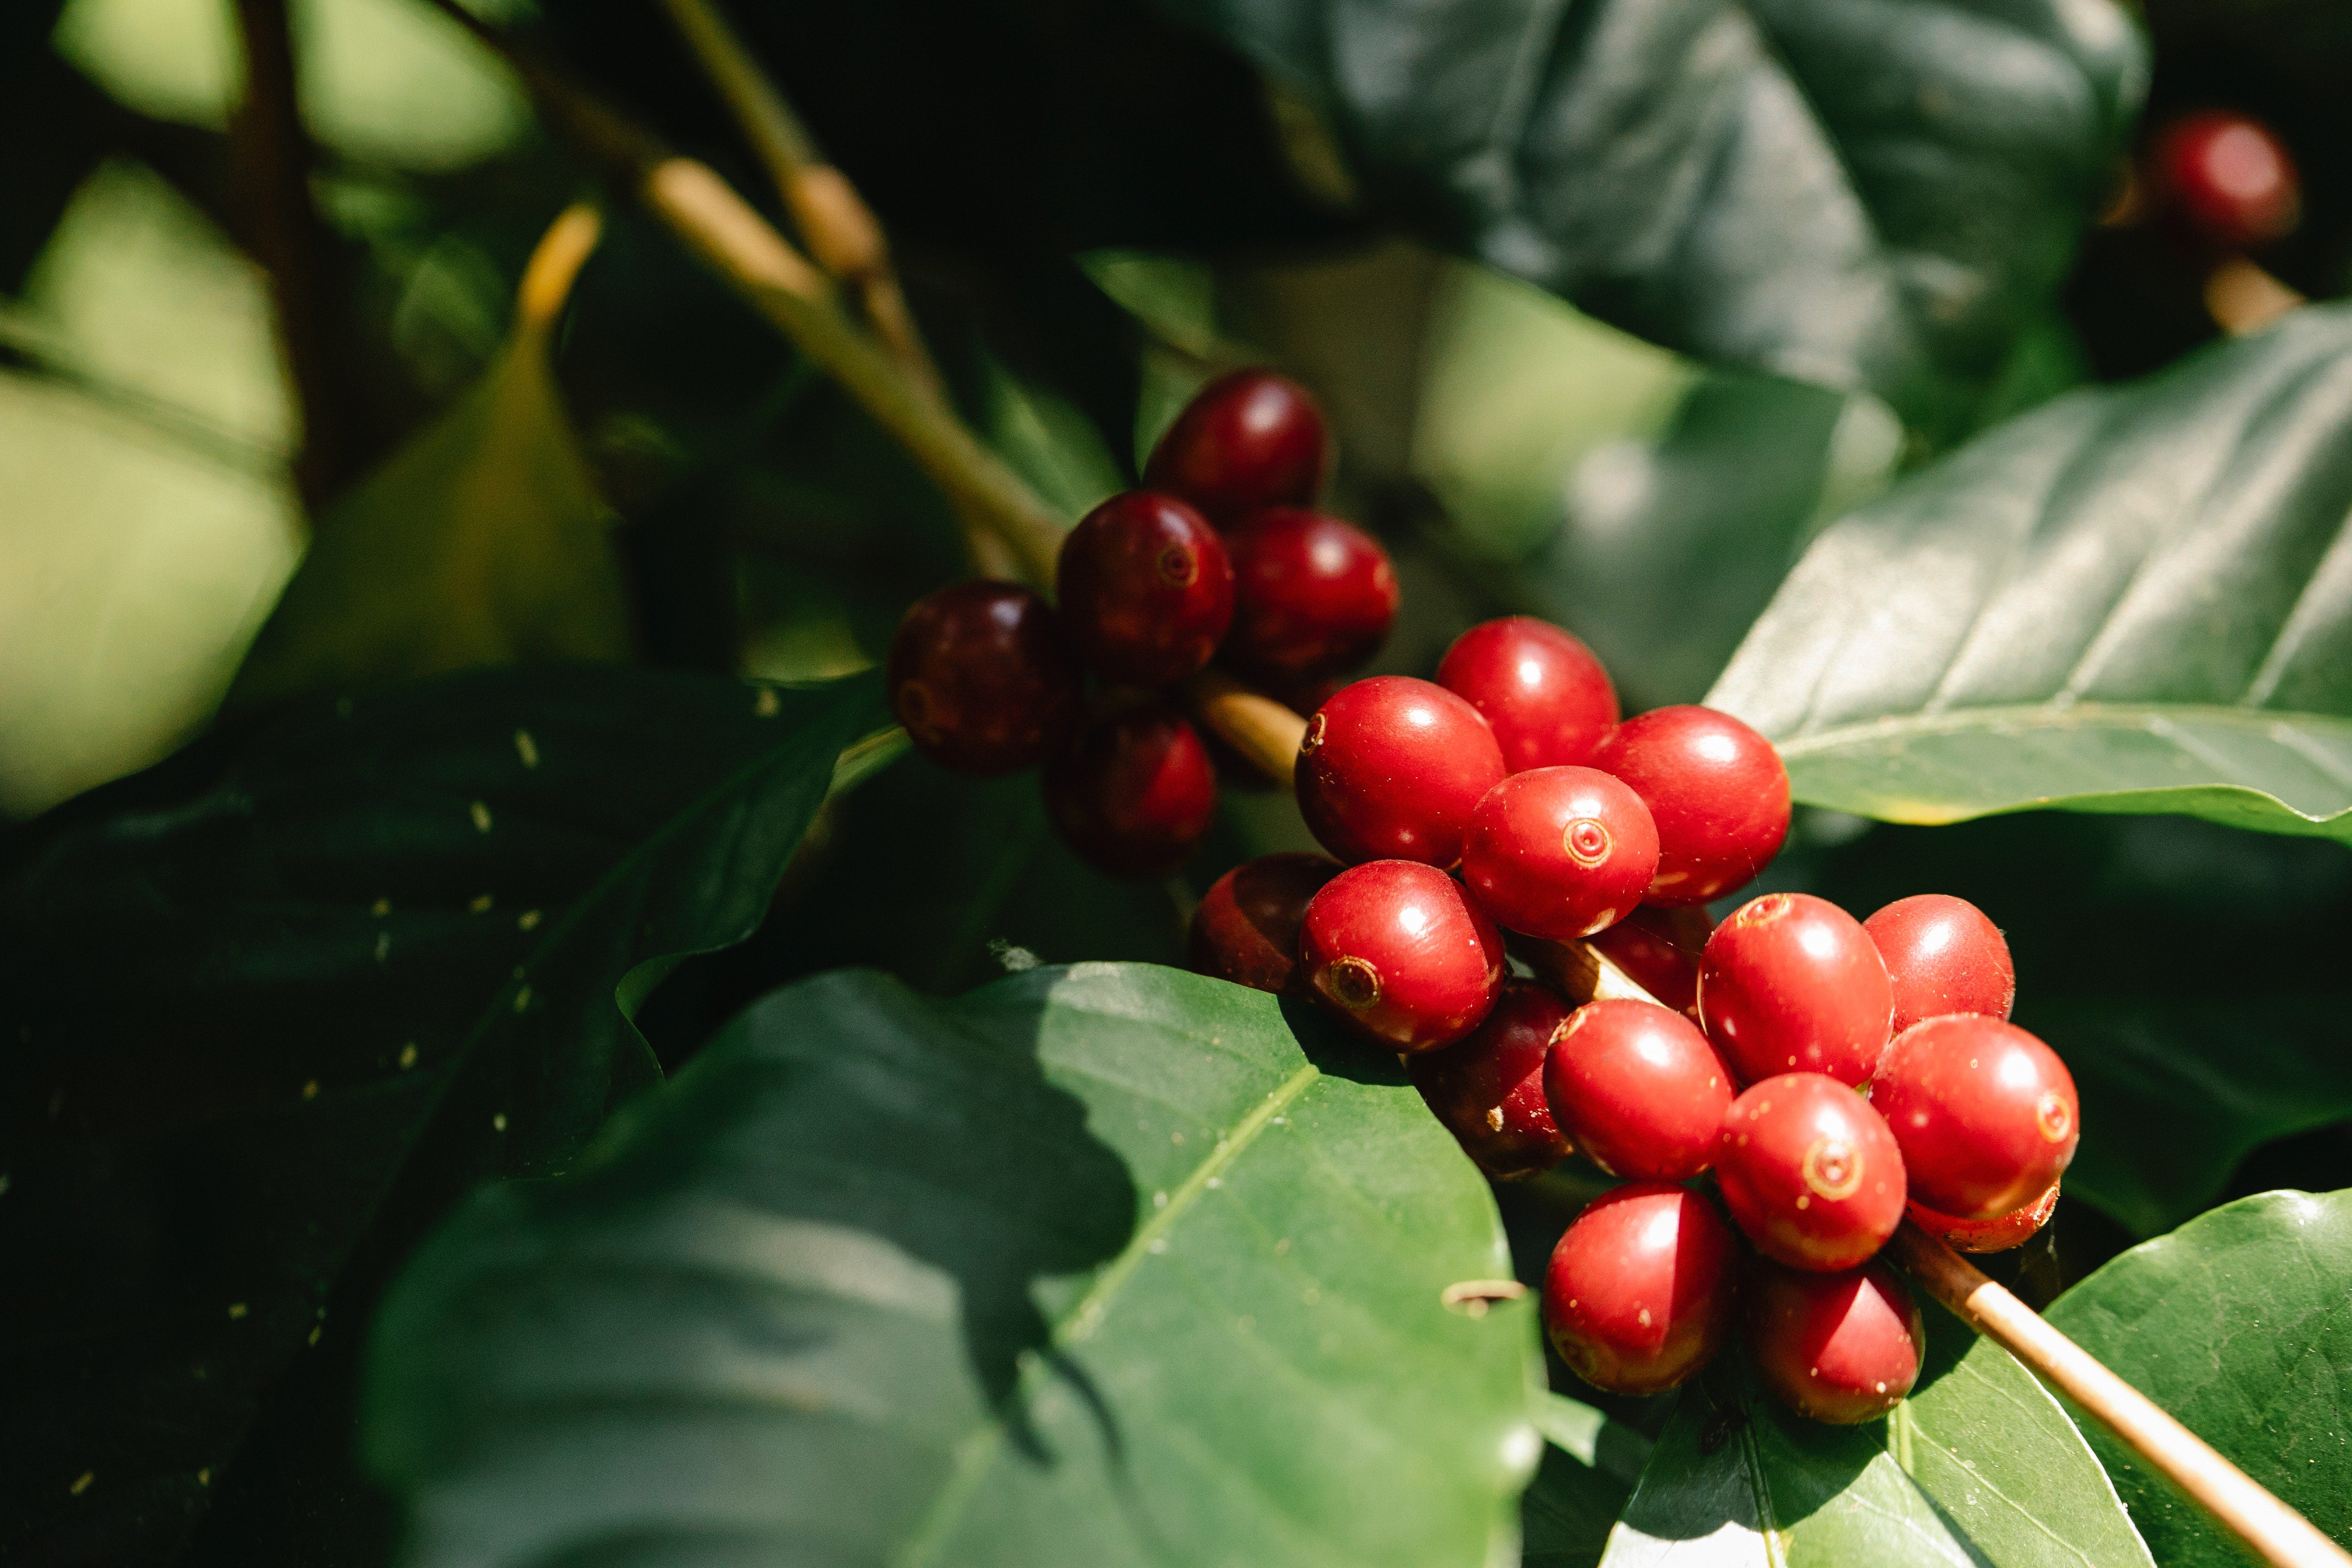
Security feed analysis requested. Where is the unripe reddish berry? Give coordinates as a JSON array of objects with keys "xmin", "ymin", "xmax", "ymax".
[
  {"xmin": 1056, "ymin": 491, "xmax": 1234, "ymax": 686},
  {"xmin": 1907, "ymin": 1180, "xmax": 2060, "ymax": 1255},
  {"xmin": 1543, "ymin": 998, "xmax": 1732, "ymax": 1182},
  {"xmin": 1459, "ymin": 767, "xmax": 1658, "ymax": 939},
  {"xmin": 1864, "ymin": 894, "xmax": 2016, "ymax": 1036},
  {"xmin": 1748, "ymin": 1260, "xmax": 1925, "ymax": 1424},
  {"xmin": 1222, "ymin": 508, "xmax": 1399, "ymax": 682},
  {"xmin": 1409, "ymin": 980, "xmax": 1574, "ymax": 1177},
  {"xmin": 1699, "ymin": 893, "xmax": 1893, "ymax": 1087},
  {"xmin": 1589, "ymin": 707, "xmax": 1789, "ymax": 905},
  {"xmin": 1188, "ymin": 852, "xmax": 1342, "ymax": 993},
  {"xmin": 1588, "ymin": 904, "xmax": 1710, "ymax": 1018},
  {"xmin": 1295, "ymin": 677, "xmax": 1505, "ymax": 867},
  {"xmin": 1145, "ymin": 368, "xmax": 1328, "ymax": 522},
  {"xmin": 1042, "ymin": 706, "xmax": 1218, "ymax": 877},
  {"xmin": 1543, "ymin": 1183, "xmax": 1741, "ymax": 1396},
  {"xmin": 2151, "ymin": 111, "xmax": 2301, "ymax": 250},
  {"xmin": 1715, "ymin": 1072, "xmax": 1906, "ymax": 1271},
  {"xmin": 1435, "ymin": 617, "xmax": 1619, "ymax": 772},
  {"xmin": 1871, "ymin": 1015, "xmax": 2079, "ymax": 1220},
  {"xmin": 888, "ymin": 581, "xmax": 1083, "ymax": 776},
  {"xmin": 1299, "ymin": 860, "xmax": 1505, "ymax": 1052}
]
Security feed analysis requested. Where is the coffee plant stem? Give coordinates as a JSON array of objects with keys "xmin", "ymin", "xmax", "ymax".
[{"xmin": 1892, "ymin": 1223, "xmax": 2352, "ymax": 1568}]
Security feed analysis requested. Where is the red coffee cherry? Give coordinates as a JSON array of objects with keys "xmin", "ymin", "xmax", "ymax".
[
  {"xmin": 1699, "ymin": 893, "xmax": 1893, "ymax": 1087},
  {"xmin": 1871, "ymin": 1015, "xmax": 2079, "ymax": 1220},
  {"xmin": 1189, "ymin": 852, "xmax": 1342, "ymax": 992},
  {"xmin": 1041, "ymin": 706, "xmax": 1218, "ymax": 878},
  {"xmin": 1907, "ymin": 1180, "xmax": 2060, "ymax": 1255},
  {"xmin": 1748, "ymin": 1259, "xmax": 1925, "ymax": 1424},
  {"xmin": 1408, "ymin": 979, "xmax": 1574, "ymax": 1177},
  {"xmin": 888, "ymin": 581, "xmax": 1083, "ymax": 776},
  {"xmin": 1588, "ymin": 904, "xmax": 1710, "ymax": 1018},
  {"xmin": 1056, "ymin": 491, "xmax": 1234, "ymax": 687},
  {"xmin": 2151, "ymin": 111, "xmax": 2301, "ymax": 250},
  {"xmin": 1223, "ymin": 508, "xmax": 1399, "ymax": 682},
  {"xmin": 1543, "ymin": 998, "xmax": 1732, "ymax": 1182},
  {"xmin": 1543, "ymin": 1183, "xmax": 1741, "ymax": 1396},
  {"xmin": 1459, "ymin": 767, "xmax": 1659, "ymax": 939},
  {"xmin": 1864, "ymin": 894, "xmax": 2016, "ymax": 1036},
  {"xmin": 1294, "ymin": 677, "xmax": 1506, "ymax": 867},
  {"xmin": 1715, "ymin": 1072, "xmax": 1906, "ymax": 1271},
  {"xmin": 1435, "ymin": 617, "xmax": 1620, "ymax": 772},
  {"xmin": 1144, "ymin": 368, "xmax": 1329, "ymax": 523},
  {"xmin": 1589, "ymin": 707, "xmax": 1789, "ymax": 905},
  {"xmin": 1299, "ymin": 860, "xmax": 1505, "ymax": 1052}
]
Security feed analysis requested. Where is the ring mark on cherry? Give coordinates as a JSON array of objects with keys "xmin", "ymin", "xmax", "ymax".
[
  {"xmin": 2038, "ymin": 1090, "xmax": 2073, "ymax": 1142},
  {"xmin": 1326, "ymin": 955, "xmax": 1381, "ymax": 1009},
  {"xmin": 1156, "ymin": 544, "xmax": 1199, "ymax": 588},
  {"xmin": 1735, "ymin": 893, "xmax": 1795, "ymax": 928},
  {"xmin": 1801, "ymin": 1136, "xmax": 1863, "ymax": 1201},
  {"xmin": 1300, "ymin": 712, "xmax": 1327, "ymax": 756},
  {"xmin": 1563, "ymin": 817, "xmax": 1612, "ymax": 867}
]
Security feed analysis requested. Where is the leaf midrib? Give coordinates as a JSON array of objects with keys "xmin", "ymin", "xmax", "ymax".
[
  {"xmin": 1777, "ymin": 700, "xmax": 2352, "ymax": 760},
  {"xmin": 891, "ymin": 1055, "xmax": 1324, "ymax": 1568}
]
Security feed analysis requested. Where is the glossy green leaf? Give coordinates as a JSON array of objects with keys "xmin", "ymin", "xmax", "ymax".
[
  {"xmin": 2046, "ymin": 1190, "xmax": 2352, "ymax": 1567},
  {"xmin": 363, "ymin": 964, "xmax": 1541, "ymax": 1567},
  {"xmin": 0, "ymin": 667, "xmax": 887, "ymax": 1566},
  {"xmin": 1710, "ymin": 307, "xmax": 2352, "ymax": 843},
  {"xmin": 1155, "ymin": 0, "xmax": 2142, "ymax": 428},
  {"xmin": 1523, "ymin": 1391, "xmax": 1649, "ymax": 1568},
  {"xmin": 1597, "ymin": 1300, "xmax": 2148, "ymax": 1566}
]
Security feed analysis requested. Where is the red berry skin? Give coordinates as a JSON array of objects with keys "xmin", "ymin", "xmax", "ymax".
[
  {"xmin": 1748, "ymin": 1259, "xmax": 1925, "ymax": 1424},
  {"xmin": 1056, "ymin": 491, "xmax": 1235, "ymax": 687},
  {"xmin": 1298, "ymin": 860, "xmax": 1505, "ymax": 1053},
  {"xmin": 1223, "ymin": 509, "xmax": 1399, "ymax": 682},
  {"xmin": 1295, "ymin": 677, "xmax": 1506, "ymax": 867},
  {"xmin": 1589, "ymin": 707, "xmax": 1790, "ymax": 905},
  {"xmin": 1041, "ymin": 707, "xmax": 1218, "ymax": 878},
  {"xmin": 1409, "ymin": 980, "xmax": 1575, "ymax": 1178},
  {"xmin": 1544, "ymin": 999, "xmax": 1733, "ymax": 1182},
  {"xmin": 1435, "ymin": 617, "xmax": 1620, "ymax": 773},
  {"xmin": 1715, "ymin": 1073, "xmax": 1906, "ymax": 1272},
  {"xmin": 1459, "ymin": 767, "xmax": 1659, "ymax": 939},
  {"xmin": 888, "ymin": 581, "xmax": 1084, "ymax": 776},
  {"xmin": 1908, "ymin": 1180, "xmax": 2061, "ymax": 1255},
  {"xmin": 2153, "ymin": 111, "xmax": 2301, "ymax": 250},
  {"xmin": 1588, "ymin": 905, "xmax": 1710, "ymax": 1018},
  {"xmin": 1870, "ymin": 1015, "xmax": 2079, "ymax": 1220},
  {"xmin": 1543, "ymin": 1183, "xmax": 1741, "ymax": 1396},
  {"xmin": 1188, "ymin": 852, "xmax": 1342, "ymax": 993},
  {"xmin": 1865, "ymin": 894, "xmax": 2016, "ymax": 1037},
  {"xmin": 1144, "ymin": 368, "xmax": 1329, "ymax": 523},
  {"xmin": 1699, "ymin": 893, "xmax": 1894, "ymax": 1088}
]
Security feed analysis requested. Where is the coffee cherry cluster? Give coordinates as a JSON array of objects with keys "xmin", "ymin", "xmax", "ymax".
[
  {"xmin": 1186, "ymin": 615, "xmax": 2080, "ymax": 1422},
  {"xmin": 886, "ymin": 369, "xmax": 1400, "ymax": 877}
]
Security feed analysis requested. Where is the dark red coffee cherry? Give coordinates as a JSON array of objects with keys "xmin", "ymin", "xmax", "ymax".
[
  {"xmin": 1459, "ymin": 766, "xmax": 1658, "ymax": 939},
  {"xmin": 1543, "ymin": 1183, "xmax": 1741, "ymax": 1396},
  {"xmin": 1299, "ymin": 859, "xmax": 1505, "ymax": 1052},
  {"xmin": 1715, "ymin": 1072, "xmax": 1906, "ymax": 1271},
  {"xmin": 1588, "ymin": 904, "xmax": 1710, "ymax": 1019},
  {"xmin": 1188, "ymin": 852, "xmax": 1343, "ymax": 993},
  {"xmin": 888, "ymin": 581, "xmax": 1083, "ymax": 776},
  {"xmin": 1589, "ymin": 707, "xmax": 1789, "ymax": 905},
  {"xmin": 1543, "ymin": 998, "xmax": 1732, "ymax": 1182},
  {"xmin": 1223, "ymin": 508, "xmax": 1399, "ymax": 682},
  {"xmin": 1144, "ymin": 368, "xmax": 1329, "ymax": 523},
  {"xmin": 1748, "ymin": 1259, "xmax": 1925, "ymax": 1424},
  {"xmin": 1699, "ymin": 893, "xmax": 1894, "ymax": 1087},
  {"xmin": 1435, "ymin": 617, "xmax": 1619, "ymax": 772},
  {"xmin": 1056, "ymin": 491, "xmax": 1234, "ymax": 687},
  {"xmin": 2152, "ymin": 111, "xmax": 2301, "ymax": 250},
  {"xmin": 1871, "ymin": 1015, "xmax": 2079, "ymax": 1220},
  {"xmin": 1907, "ymin": 1180, "xmax": 2060, "ymax": 1255},
  {"xmin": 1041, "ymin": 706, "xmax": 1218, "ymax": 878},
  {"xmin": 1864, "ymin": 894, "xmax": 2016, "ymax": 1037},
  {"xmin": 1295, "ymin": 676, "xmax": 1505, "ymax": 867},
  {"xmin": 1409, "ymin": 979, "xmax": 1574, "ymax": 1177}
]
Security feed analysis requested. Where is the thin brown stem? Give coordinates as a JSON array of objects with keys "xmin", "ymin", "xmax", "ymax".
[{"xmin": 1892, "ymin": 1225, "xmax": 2351, "ymax": 1568}]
